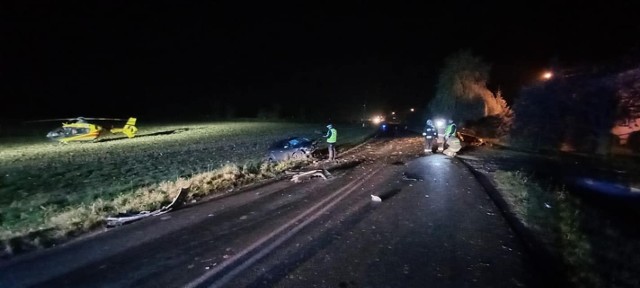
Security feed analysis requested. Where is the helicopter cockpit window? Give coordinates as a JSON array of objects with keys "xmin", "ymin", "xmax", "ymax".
[
  {"xmin": 46, "ymin": 128, "xmax": 65, "ymax": 139},
  {"xmin": 63, "ymin": 127, "xmax": 89, "ymax": 136}
]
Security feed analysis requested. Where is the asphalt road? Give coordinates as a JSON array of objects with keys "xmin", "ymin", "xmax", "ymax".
[{"xmin": 0, "ymin": 127, "xmax": 542, "ymax": 287}]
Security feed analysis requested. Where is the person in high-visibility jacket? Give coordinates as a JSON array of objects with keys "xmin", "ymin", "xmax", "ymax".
[
  {"xmin": 443, "ymin": 133, "xmax": 462, "ymax": 157},
  {"xmin": 443, "ymin": 119, "xmax": 457, "ymax": 149},
  {"xmin": 323, "ymin": 124, "xmax": 338, "ymax": 160}
]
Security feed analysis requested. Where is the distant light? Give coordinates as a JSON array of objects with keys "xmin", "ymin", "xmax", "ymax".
[
  {"xmin": 435, "ymin": 119, "xmax": 445, "ymax": 128},
  {"xmin": 391, "ymin": 111, "xmax": 395, "ymax": 115},
  {"xmin": 410, "ymin": 108, "xmax": 415, "ymax": 112},
  {"xmin": 542, "ymin": 71, "xmax": 553, "ymax": 80}
]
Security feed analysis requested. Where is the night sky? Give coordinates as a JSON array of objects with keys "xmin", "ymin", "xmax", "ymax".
[{"xmin": 2, "ymin": 1, "xmax": 638, "ymax": 122}]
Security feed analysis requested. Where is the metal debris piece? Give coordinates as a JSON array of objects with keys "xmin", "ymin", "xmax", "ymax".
[
  {"xmin": 290, "ymin": 169, "xmax": 329, "ymax": 183},
  {"xmin": 105, "ymin": 186, "xmax": 190, "ymax": 227}
]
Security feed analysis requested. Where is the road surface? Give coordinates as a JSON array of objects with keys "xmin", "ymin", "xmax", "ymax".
[{"xmin": 0, "ymin": 128, "xmax": 542, "ymax": 287}]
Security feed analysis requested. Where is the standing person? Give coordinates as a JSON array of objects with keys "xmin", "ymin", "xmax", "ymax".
[
  {"xmin": 443, "ymin": 119, "xmax": 457, "ymax": 149},
  {"xmin": 323, "ymin": 124, "xmax": 338, "ymax": 161},
  {"xmin": 422, "ymin": 119, "xmax": 438, "ymax": 153}
]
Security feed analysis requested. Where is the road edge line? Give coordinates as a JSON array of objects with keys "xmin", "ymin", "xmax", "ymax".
[{"xmin": 185, "ymin": 166, "xmax": 383, "ymax": 288}]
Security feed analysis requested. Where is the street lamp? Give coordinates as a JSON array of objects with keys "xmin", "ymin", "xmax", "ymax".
[
  {"xmin": 542, "ymin": 71, "xmax": 553, "ymax": 80},
  {"xmin": 410, "ymin": 108, "xmax": 415, "ymax": 112}
]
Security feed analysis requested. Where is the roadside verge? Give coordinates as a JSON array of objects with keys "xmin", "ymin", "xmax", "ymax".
[{"xmin": 457, "ymin": 157, "xmax": 568, "ymax": 287}]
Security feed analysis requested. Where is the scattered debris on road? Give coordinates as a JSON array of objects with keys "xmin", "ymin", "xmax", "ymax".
[
  {"xmin": 287, "ymin": 169, "xmax": 331, "ymax": 183},
  {"xmin": 370, "ymin": 188, "xmax": 402, "ymax": 202},
  {"xmin": 105, "ymin": 186, "xmax": 190, "ymax": 227},
  {"xmin": 401, "ymin": 172, "xmax": 422, "ymax": 181}
]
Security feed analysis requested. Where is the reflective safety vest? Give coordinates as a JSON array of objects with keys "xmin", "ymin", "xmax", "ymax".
[
  {"xmin": 327, "ymin": 128, "xmax": 337, "ymax": 143},
  {"xmin": 445, "ymin": 123, "xmax": 457, "ymax": 136}
]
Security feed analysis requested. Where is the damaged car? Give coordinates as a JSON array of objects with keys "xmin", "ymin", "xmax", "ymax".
[{"xmin": 267, "ymin": 136, "xmax": 318, "ymax": 162}]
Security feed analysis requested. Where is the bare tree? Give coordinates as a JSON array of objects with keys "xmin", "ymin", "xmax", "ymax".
[{"xmin": 494, "ymin": 89, "xmax": 514, "ymax": 137}]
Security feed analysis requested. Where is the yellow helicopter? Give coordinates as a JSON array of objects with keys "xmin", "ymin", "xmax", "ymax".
[{"xmin": 34, "ymin": 117, "xmax": 138, "ymax": 143}]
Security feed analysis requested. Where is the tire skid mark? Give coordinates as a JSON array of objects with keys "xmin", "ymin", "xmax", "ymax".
[{"xmin": 185, "ymin": 166, "xmax": 384, "ymax": 288}]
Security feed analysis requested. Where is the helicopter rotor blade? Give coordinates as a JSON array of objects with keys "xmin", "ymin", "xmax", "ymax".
[
  {"xmin": 79, "ymin": 117, "xmax": 127, "ymax": 121},
  {"xmin": 25, "ymin": 117, "xmax": 128, "ymax": 123},
  {"xmin": 25, "ymin": 118, "xmax": 80, "ymax": 123}
]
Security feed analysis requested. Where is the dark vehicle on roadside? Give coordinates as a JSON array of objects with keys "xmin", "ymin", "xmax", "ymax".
[{"xmin": 267, "ymin": 136, "xmax": 318, "ymax": 162}]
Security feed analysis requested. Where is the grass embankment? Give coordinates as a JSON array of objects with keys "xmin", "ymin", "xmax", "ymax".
[
  {"xmin": 494, "ymin": 170, "xmax": 640, "ymax": 288},
  {"xmin": 0, "ymin": 121, "xmax": 376, "ymax": 257}
]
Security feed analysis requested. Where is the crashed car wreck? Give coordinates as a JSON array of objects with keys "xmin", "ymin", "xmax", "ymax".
[{"xmin": 267, "ymin": 136, "xmax": 318, "ymax": 162}]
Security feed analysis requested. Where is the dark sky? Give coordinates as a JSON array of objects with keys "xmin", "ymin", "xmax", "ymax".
[{"xmin": 1, "ymin": 1, "xmax": 638, "ymax": 122}]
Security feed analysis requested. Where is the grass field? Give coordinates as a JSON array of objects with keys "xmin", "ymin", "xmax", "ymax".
[{"xmin": 0, "ymin": 121, "xmax": 376, "ymax": 255}]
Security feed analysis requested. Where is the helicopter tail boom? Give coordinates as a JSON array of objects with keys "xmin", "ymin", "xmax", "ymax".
[{"xmin": 110, "ymin": 117, "xmax": 138, "ymax": 138}]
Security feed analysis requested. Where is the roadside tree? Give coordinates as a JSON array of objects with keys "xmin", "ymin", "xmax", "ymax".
[{"xmin": 429, "ymin": 49, "xmax": 511, "ymax": 137}]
